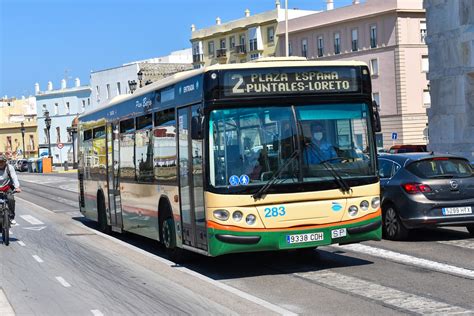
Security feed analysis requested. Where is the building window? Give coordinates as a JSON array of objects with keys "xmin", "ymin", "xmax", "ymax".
[
  {"xmin": 317, "ymin": 36, "xmax": 324, "ymax": 57},
  {"xmin": 334, "ymin": 32, "xmax": 341, "ymax": 55},
  {"xmin": 96, "ymin": 86, "xmax": 100, "ymax": 100},
  {"xmin": 423, "ymin": 89, "xmax": 431, "ymax": 108},
  {"xmin": 117, "ymin": 82, "xmax": 121, "ymax": 95},
  {"xmin": 87, "ymin": 98, "xmax": 90, "ymax": 106},
  {"xmin": 29, "ymin": 135, "xmax": 35, "ymax": 152},
  {"xmin": 43, "ymin": 128, "xmax": 48, "ymax": 143},
  {"xmin": 220, "ymin": 38, "xmax": 226, "ymax": 49},
  {"xmin": 420, "ymin": 20, "xmax": 427, "ymax": 43},
  {"xmin": 66, "ymin": 102, "xmax": 70, "ymax": 114},
  {"xmin": 370, "ymin": 59, "xmax": 379, "ymax": 76},
  {"xmin": 351, "ymin": 28, "xmax": 358, "ymax": 52},
  {"xmin": 229, "ymin": 36, "xmax": 235, "ymax": 48},
  {"xmin": 373, "ymin": 92, "xmax": 380, "ymax": 108},
  {"xmin": 42, "ymin": 104, "xmax": 47, "ymax": 112},
  {"xmin": 250, "ymin": 53, "xmax": 261, "ymax": 60},
  {"xmin": 249, "ymin": 38, "xmax": 257, "ymax": 51},
  {"xmin": 421, "ymin": 55, "xmax": 429, "ymax": 72},
  {"xmin": 288, "ymin": 41, "xmax": 293, "ymax": 56},
  {"xmin": 301, "ymin": 39, "xmax": 308, "ymax": 57},
  {"xmin": 208, "ymin": 41, "xmax": 215, "ymax": 57},
  {"xmin": 82, "ymin": 100, "xmax": 86, "ymax": 112},
  {"xmin": 370, "ymin": 25, "xmax": 377, "ymax": 48},
  {"xmin": 54, "ymin": 103, "xmax": 59, "ymax": 115},
  {"xmin": 267, "ymin": 26, "xmax": 275, "ymax": 43},
  {"xmin": 239, "ymin": 34, "xmax": 246, "ymax": 46},
  {"xmin": 106, "ymin": 84, "xmax": 111, "ymax": 99},
  {"xmin": 6, "ymin": 136, "xmax": 12, "ymax": 150}
]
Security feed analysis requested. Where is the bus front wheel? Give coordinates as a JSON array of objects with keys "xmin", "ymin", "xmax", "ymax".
[{"xmin": 160, "ymin": 217, "xmax": 187, "ymax": 263}]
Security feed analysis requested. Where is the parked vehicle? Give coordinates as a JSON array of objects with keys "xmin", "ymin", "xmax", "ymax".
[
  {"xmin": 15, "ymin": 159, "xmax": 28, "ymax": 172},
  {"xmin": 389, "ymin": 144, "xmax": 427, "ymax": 154},
  {"xmin": 378, "ymin": 153, "xmax": 474, "ymax": 240}
]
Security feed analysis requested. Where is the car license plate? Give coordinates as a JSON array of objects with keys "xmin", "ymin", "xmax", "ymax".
[
  {"xmin": 442, "ymin": 206, "xmax": 473, "ymax": 215},
  {"xmin": 331, "ymin": 228, "xmax": 347, "ymax": 239},
  {"xmin": 286, "ymin": 232, "xmax": 324, "ymax": 244}
]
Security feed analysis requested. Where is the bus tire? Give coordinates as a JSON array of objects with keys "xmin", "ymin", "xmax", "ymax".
[
  {"xmin": 160, "ymin": 216, "xmax": 187, "ymax": 263},
  {"xmin": 97, "ymin": 192, "xmax": 111, "ymax": 234}
]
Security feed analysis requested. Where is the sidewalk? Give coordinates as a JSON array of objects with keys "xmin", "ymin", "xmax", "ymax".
[{"xmin": 52, "ymin": 167, "xmax": 77, "ymax": 174}]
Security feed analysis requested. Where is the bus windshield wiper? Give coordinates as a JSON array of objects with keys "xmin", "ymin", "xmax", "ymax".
[
  {"xmin": 306, "ymin": 143, "xmax": 352, "ymax": 193},
  {"xmin": 252, "ymin": 150, "xmax": 299, "ymax": 200}
]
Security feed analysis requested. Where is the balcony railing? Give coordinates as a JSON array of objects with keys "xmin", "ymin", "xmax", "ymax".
[
  {"xmin": 216, "ymin": 48, "xmax": 227, "ymax": 58},
  {"xmin": 193, "ymin": 54, "xmax": 204, "ymax": 63},
  {"xmin": 234, "ymin": 44, "xmax": 247, "ymax": 55}
]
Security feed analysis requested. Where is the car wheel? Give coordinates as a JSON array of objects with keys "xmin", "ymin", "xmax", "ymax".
[
  {"xmin": 382, "ymin": 203, "xmax": 409, "ymax": 240},
  {"xmin": 466, "ymin": 225, "xmax": 474, "ymax": 237}
]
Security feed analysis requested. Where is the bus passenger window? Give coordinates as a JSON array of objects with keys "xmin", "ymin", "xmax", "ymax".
[
  {"xmin": 119, "ymin": 119, "xmax": 135, "ymax": 181},
  {"xmin": 136, "ymin": 114, "xmax": 154, "ymax": 183},
  {"xmin": 153, "ymin": 109, "xmax": 177, "ymax": 182},
  {"xmin": 92, "ymin": 126, "xmax": 106, "ymax": 178}
]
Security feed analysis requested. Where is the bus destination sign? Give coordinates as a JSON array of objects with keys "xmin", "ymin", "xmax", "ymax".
[{"xmin": 222, "ymin": 67, "xmax": 360, "ymax": 97}]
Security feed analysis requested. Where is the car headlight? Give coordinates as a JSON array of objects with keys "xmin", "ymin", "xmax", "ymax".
[
  {"xmin": 232, "ymin": 211, "xmax": 243, "ymax": 222},
  {"xmin": 371, "ymin": 197, "xmax": 380, "ymax": 209},
  {"xmin": 348, "ymin": 205, "xmax": 358, "ymax": 216},
  {"xmin": 213, "ymin": 209, "xmax": 229, "ymax": 221},
  {"xmin": 360, "ymin": 200, "xmax": 369, "ymax": 211},
  {"xmin": 246, "ymin": 214, "xmax": 256, "ymax": 225}
]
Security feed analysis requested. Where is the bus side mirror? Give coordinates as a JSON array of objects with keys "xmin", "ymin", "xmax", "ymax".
[
  {"xmin": 372, "ymin": 101, "xmax": 382, "ymax": 133},
  {"xmin": 191, "ymin": 116, "xmax": 204, "ymax": 140}
]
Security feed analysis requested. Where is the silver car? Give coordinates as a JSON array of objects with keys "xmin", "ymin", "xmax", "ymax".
[{"xmin": 378, "ymin": 153, "xmax": 474, "ymax": 240}]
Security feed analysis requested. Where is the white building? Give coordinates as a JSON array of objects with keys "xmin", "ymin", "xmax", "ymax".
[{"xmin": 89, "ymin": 49, "xmax": 193, "ymax": 110}]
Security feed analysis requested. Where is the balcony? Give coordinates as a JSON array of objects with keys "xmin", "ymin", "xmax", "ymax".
[
  {"xmin": 216, "ymin": 48, "xmax": 227, "ymax": 60},
  {"xmin": 192, "ymin": 54, "xmax": 204, "ymax": 64},
  {"xmin": 234, "ymin": 45, "xmax": 247, "ymax": 55}
]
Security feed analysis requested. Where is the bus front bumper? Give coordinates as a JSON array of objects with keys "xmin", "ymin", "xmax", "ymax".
[{"xmin": 207, "ymin": 211, "xmax": 381, "ymax": 257}]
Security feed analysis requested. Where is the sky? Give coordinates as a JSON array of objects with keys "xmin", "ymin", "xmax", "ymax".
[{"xmin": 0, "ymin": 0, "xmax": 354, "ymax": 98}]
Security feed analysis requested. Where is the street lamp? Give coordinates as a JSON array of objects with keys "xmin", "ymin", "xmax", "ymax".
[
  {"xmin": 128, "ymin": 80, "xmax": 137, "ymax": 94},
  {"xmin": 20, "ymin": 122, "xmax": 26, "ymax": 158},
  {"xmin": 67, "ymin": 125, "xmax": 78, "ymax": 169},
  {"xmin": 137, "ymin": 70, "xmax": 143, "ymax": 88},
  {"xmin": 44, "ymin": 110, "xmax": 52, "ymax": 158}
]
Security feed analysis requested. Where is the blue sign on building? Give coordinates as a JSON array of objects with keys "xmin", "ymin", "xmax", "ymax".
[{"xmin": 391, "ymin": 132, "xmax": 398, "ymax": 140}]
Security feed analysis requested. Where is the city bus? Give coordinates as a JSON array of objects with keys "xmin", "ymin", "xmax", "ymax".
[{"xmin": 77, "ymin": 58, "xmax": 382, "ymax": 260}]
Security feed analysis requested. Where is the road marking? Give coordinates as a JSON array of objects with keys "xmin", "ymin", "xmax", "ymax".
[
  {"xmin": 18, "ymin": 241, "xmax": 25, "ymax": 247},
  {"xmin": 16, "ymin": 197, "xmax": 54, "ymax": 214},
  {"xmin": 32, "ymin": 255, "xmax": 44, "ymax": 263},
  {"xmin": 438, "ymin": 239, "xmax": 474, "ymax": 250},
  {"xmin": 23, "ymin": 226, "xmax": 46, "ymax": 231},
  {"xmin": 71, "ymin": 221, "xmax": 296, "ymax": 316},
  {"xmin": 55, "ymin": 277, "xmax": 71, "ymax": 288},
  {"xmin": 19, "ymin": 215, "xmax": 44, "ymax": 225},
  {"xmin": 0, "ymin": 288, "xmax": 15, "ymax": 316},
  {"xmin": 337, "ymin": 244, "xmax": 474, "ymax": 279},
  {"xmin": 296, "ymin": 270, "xmax": 472, "ymax": 315},
  {"xmin": 90, "ymin": 310, "xmax": 104, "ymax": 316}
]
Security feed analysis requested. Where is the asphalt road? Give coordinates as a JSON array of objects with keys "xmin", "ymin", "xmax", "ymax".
[{"xmin": 1, "ymin": 172, "xmax": 473, "ymax": 315}]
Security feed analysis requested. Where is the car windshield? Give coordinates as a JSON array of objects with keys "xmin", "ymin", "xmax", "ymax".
[
  {"xmin": 208, "ymin": 103, "xmax": 376, "ymax": 188},
  {"xmin": 407, "ymin": 158, "xmax": 473, "ymax": 179}
]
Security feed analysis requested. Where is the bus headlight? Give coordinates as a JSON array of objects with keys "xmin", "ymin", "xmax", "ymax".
[
  {"xmin": 246, "ymin": 214, "xmax": 256, "ymax": 225},
  {"xmin": 348, "ymin": 205, "xmax": 358, "ymax": 217},
  {"xmin": 232, "ymin": 211, "xmax": 243, "ymax": 222},
  {"xmin": 213, "ymin": 209, "xmax": 229, "ymax": 221},
  {"xmin": 371, "ymin": 197, "xmax": 380, "ymax": 209},
  {"xmin": 360, "ymin": 200, "xmax": 369, "ymax": 211}
]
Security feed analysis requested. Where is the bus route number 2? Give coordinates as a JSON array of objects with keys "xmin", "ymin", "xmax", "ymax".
[{"xmin": 264, "ymin": 206, "xmax": 286, "ymax": 218}]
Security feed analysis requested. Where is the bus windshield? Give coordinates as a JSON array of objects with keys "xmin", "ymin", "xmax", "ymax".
[{"xmin": 209, "ymin": 103, "xmax": 376, "ymax": 189}]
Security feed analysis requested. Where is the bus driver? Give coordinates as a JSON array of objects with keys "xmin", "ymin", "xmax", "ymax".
[{"xmin": 305, "ymin": 123, "xmax": 337, "ymax": 164}]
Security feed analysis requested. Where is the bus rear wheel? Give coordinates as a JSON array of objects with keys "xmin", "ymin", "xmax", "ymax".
[{"xmin": 97, "ymin": 193, "xmax": 111, "ymax": 234}]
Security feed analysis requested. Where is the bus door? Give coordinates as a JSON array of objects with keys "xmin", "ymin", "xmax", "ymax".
[
  {"xmin": 106, "ymin": 122, "xmax": 123, "ymax": 232},
  {"xmin": 178, "ymin": 105, "xmax": 207, "ymax": 251}
]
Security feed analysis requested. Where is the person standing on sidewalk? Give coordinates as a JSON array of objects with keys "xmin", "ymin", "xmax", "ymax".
[{"xmin": 0, "ymin": 154, "xmax": 21, "ymax": 224}]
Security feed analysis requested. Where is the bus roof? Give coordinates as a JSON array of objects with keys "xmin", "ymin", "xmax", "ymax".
[{"xmin": 80, "ymin": 58, "xmax": 368, "ymax": 119}]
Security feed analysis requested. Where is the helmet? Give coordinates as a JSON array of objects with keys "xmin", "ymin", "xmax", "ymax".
[{"xmin": 0, "ymin": 154, "xmax": 7, "ymax": 162}]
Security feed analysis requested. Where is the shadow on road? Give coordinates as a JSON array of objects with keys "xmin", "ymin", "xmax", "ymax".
[
  {"xmin": 72, "ymin": 216, "xmax": 374, "ymax": 281},
  {"xmin": 402, "ymin": 227, "xmax": 472, "ymax": 242}
]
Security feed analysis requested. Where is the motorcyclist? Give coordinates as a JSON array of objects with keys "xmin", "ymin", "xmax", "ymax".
[{"xmin": 0, "ymin": 154, "xmax": 21, "ymax": 224}]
